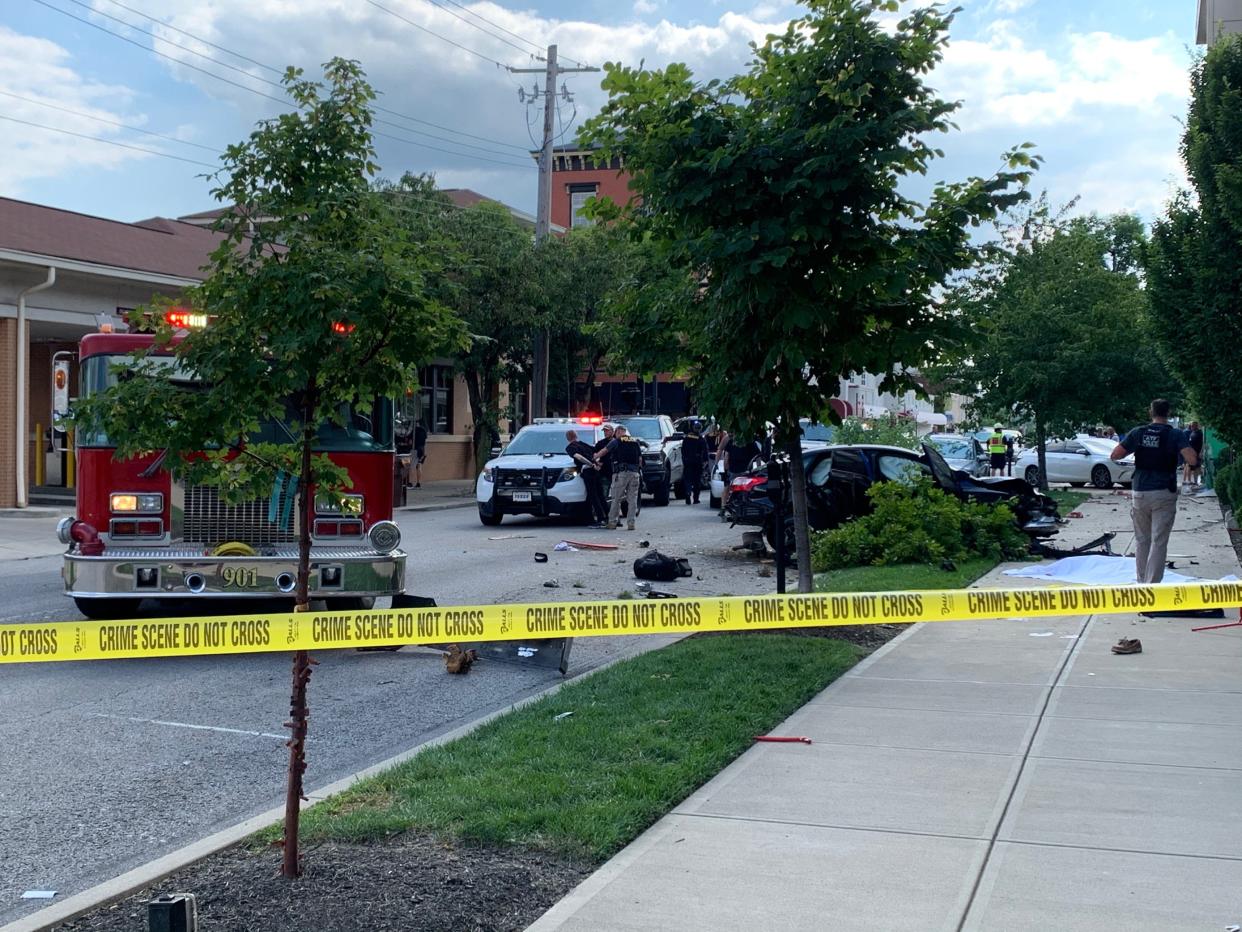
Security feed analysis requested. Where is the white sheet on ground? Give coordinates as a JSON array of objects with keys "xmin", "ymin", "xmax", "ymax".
[{"xmin": 1003, "ymin": 554, "xmax": 1202, "ymax": 585}]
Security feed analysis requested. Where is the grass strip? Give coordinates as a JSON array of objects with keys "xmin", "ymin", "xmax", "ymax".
[
  {"xmin": 814, "ymin": 556, "xmax": 998, "ymax": 593},
  {"xmin": 295, "ymin": 634, "xmax": 860, "ymax": 861},
  {"xmin": 1048, "ymin": 489, "xmax": 1093, "ymax": 512}
]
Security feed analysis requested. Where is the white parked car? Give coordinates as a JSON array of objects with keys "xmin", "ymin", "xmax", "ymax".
[
  {"xmin": 1014, "ymin": 436, "xmax": 1134, "ymax": 489},
  {"xmin": 475, "ymin": 420, "xmax": 608, "ymax": 526}
]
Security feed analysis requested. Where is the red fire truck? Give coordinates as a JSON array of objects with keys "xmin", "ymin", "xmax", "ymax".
[{"xmin": 57, "ymin": 327, "xmax": 407, "ymax": 620}]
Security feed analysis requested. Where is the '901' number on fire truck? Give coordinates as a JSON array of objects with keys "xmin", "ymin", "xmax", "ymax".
[{"xmin": 222, "ymin": 566, "xmax": 259, "ymax": 589}]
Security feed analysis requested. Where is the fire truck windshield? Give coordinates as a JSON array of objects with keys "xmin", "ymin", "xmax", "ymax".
[{"xmin": 79, "ymin": 353, "xmax": 394, "ymax": 452}]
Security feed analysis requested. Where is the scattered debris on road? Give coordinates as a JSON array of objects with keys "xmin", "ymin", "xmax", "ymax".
[{"xmin": 444, "ymin": 645, "xmax": 479, "ymax": 674}]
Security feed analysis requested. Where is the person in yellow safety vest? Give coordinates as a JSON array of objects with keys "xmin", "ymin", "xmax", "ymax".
[{"xmin": 987, "ymin": 424, "xmax": 1007, "ymax": 477}]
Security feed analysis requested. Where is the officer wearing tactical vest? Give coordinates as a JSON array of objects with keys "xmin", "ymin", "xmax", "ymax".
[
  {"xmin": 987, "ymin": 424, "xmax": 1007, "ymax": 476},
  {"xmin": 1111, "ymin": 399, "xmax": 1197, "ymax": 584},
  {"xmin": 595, "ymin": 424, "xmax": 642, "ymax": 530}
]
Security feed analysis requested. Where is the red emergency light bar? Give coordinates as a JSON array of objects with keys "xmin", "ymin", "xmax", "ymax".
[
  {"xmin": 332, "ymin": 322, "xmax": 356, "ymax": 335},
  {"xmin": 165, "ymin": 309, "xmax": 211, "ymax": 330},
  {"xmin": 579, "ymin": 415, "xmax": 604, "ymax": 425}
]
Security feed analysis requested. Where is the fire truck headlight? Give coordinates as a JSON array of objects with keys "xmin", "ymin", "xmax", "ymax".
[
  {"xmin": 368, "ymin": 520, "xmax": 401, "ymax": 553},
  {"xmin": 315, "ymin": 493, "xmax": 364, "ymax": 515},
  {"xmin": 110, "ymin": 492, "xmax": 163, "ymax": 513}
]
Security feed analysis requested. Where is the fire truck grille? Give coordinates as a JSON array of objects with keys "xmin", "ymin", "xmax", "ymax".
[{"xmin": 181, "ymin": 484, "xmax": 297, "ymax": 546}]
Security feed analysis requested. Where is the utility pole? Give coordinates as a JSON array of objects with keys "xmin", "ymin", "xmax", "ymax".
[{"xmin": 511, "ymin": 45, "xmax": 599, "ymax": 420}]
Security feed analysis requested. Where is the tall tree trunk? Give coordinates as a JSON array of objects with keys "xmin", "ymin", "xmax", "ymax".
[
  {"xmin": 1034, "ymin": 413, "xmax": 1048, "ymax": 492},
  {"xmin": 282, "ymin": 387, "xmax": 318, "ymax": 879},
  {"xmin": 786, "ymin": 436, "xmax": 813, "ymax": 593},
  {"xmin": 463, "ymin": 368, "xmax": 495, "ymax": 475}
]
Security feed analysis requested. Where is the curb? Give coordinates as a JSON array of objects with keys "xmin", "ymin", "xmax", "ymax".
[
  {"xmin": 394, "ymin": 498, "xmax": 474, "ymax": 514},
  {"xmin": 1, "ymin": 637, "xmax": 680, "ymax": 932},
  {"xmin": 0, "ymin": 507, "xmax": 67, "ymax": 519}
]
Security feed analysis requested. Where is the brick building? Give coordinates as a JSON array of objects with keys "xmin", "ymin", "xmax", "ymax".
[{"xmin": 545, "ymin": 143, "xmax": 634, "ymax": 230}]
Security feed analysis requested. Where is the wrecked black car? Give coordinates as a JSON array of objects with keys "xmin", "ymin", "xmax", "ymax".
[{"xmin": 725, "ymin": 442, "xmax": 1060, "ymax": 552}]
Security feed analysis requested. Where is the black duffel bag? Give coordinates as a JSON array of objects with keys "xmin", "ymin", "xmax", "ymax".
[{"xmin": 633, "ymin": 550, "xmax": 693, "ymax": 582}]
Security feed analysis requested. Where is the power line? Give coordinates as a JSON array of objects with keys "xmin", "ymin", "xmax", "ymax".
[
  {"xmin": 58, "ymin": 0, "xmax": 288, "ymax": 93},
  {"xmin": 429, "ymin": 0, "xmax": 588, "ymax": 68},
  {"xmin": 0, "ymin": 113, "xmax": 219, "ymax": 168},
  {"xmin": 434, "ymin": 0, "xmax": 545, "ymax": 56},
  {"xmin": 95, "ymin": 0, "xmax": 283, "ymax": 75},
  {"xmin": 0, "ymin": 89, "xmax": 220, "ymax": 152},
  {"xmin": 40, "ymin": 0, "xmax": 531, "ymax": 154},
  {"xmin": 32, "ymin": 0, "xmax": 534, "ymax": 169},
  {"xmin": 31, "ymin": 0, "xmax": 289, "ymax": 106},
  {"xmin": 362, "ymin": 0, "xmax": 508, "ymax": 68}
]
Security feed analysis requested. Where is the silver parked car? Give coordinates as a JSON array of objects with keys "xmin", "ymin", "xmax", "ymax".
[
  {"xmin": 1014, "ymin": 436, "xmax": 1134, "ymax": 489},
  {"xmin": 923, "ymin": 434, "xmax": 988, "ymax": 477}
]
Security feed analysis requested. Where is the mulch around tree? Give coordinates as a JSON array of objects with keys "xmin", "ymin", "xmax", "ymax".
[
  {"xmin": 696, "ymin": 623, "xmax": 907, "ymax": 652},
  {"xmin": 55, "ymin": 834, "xmax": 592, "ymax": 932}
]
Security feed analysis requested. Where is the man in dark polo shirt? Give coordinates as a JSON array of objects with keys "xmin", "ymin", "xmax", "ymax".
[{"xmin": 1111, "ymin": 399, "xmax": 1196, "ymax": 584}]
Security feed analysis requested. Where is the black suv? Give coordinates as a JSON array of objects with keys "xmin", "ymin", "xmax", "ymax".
[{"xmin": 610, "ymin": 415, "xmax": 684, "ymax": 506}]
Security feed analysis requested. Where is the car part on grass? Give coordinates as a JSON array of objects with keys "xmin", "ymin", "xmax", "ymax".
[{"xmin": 754, "ymin": 735, "xmax": 813, "ymax": 744}]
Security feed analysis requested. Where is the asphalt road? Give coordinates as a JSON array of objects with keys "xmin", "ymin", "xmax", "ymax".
[{"xmin": 0, "ymin": 499, "xmax": 774, "ymax": 926}]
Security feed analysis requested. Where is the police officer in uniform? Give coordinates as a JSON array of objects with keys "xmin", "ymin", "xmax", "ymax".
[
  {"xmin": 593, "ymin": 424, "xmax": 614, "ymax": 499},
  {"xmin": 681, "ymin": 424, "xmax": 708, "ymax": 504},
  {"xmin": 987, "ymin": 424, "xmax": 1007, "ymax": 477},
  {"xmin": 596, "ymin": 424, "xmax": 642, "ymax": 530},
  {"xmin": 565, "ymin": 429, "xmax": 608, "ymax": 527},
  {"xmin": 1112, "ymin": 399, "xmax": 1196, "ymax": 584}
]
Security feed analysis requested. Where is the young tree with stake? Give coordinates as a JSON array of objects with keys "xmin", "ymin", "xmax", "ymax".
[{"xmin": 72, "ymin": 59, "xmax": 464, "ymax": 876}]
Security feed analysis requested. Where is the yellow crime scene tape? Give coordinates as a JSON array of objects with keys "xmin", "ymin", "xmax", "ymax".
[{"xmin": 1, "ymin": 581, "xmax": 1240, "ymax": 665}]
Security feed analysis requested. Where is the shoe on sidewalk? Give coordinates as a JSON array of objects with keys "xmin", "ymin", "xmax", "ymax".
[
  {"xmin": 606, "ymin": 522, "xmax": 617, "ymax": 530},
  {"xmin": 1111, "ymin": 638, "xmax": 1143, "ymax": 655},
  {"xmin": 627, "ymin": 522, "xmax": 636, "ymax": 531}
]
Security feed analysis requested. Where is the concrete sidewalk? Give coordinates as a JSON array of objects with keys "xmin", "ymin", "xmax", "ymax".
[{"xmin": 530, "ymin": 491, "xmax": 1242, "ymax": 932}]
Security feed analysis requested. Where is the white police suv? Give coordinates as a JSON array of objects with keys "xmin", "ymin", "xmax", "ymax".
[{"xmin": 476, "ymin": 419, "xmax": 608, "ymax": 526}]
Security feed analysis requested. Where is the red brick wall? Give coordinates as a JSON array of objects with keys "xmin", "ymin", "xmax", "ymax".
[{"xmin": 551, "ymin": 167, "xmax": 634, "ymax": 231}]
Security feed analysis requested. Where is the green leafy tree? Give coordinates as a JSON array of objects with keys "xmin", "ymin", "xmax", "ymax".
[
  {"xmin": 1148, "ymin": 37, "xmax": 1242, "ymax": 452},
  {"xmin": 72, "ymin": 60, "xmax": 464, "ymax": 876},
  {"xmin": 947, "ymin": 211, "xmax": 1173, "ymax": 488},
  {"xmin": 384, "ymin": 174, "xmax": 544, "ymax": 471},
  {"xmin": 581, "ymin": 0, "xmax": 1036, "ymax": 590}
]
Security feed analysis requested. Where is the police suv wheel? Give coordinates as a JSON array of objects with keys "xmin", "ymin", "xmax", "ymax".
[{"xmin": 479, "ymin": 504, "xmax": 503, "ymax": 526}]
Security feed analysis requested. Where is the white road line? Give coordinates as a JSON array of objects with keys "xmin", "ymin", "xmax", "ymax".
[{"xmin": 88, "ymin": 713, "xmax": 290, "ymax": 742}]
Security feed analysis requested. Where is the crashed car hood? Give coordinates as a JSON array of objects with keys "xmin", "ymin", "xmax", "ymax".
[{"xmin": 972, "ymin": 475, "xmax": 1036, "ymax": 496}]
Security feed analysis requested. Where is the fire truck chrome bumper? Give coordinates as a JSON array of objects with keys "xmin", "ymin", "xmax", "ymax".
[{"xmin": 62, "ymin": 549, "xmax": 407, "ymax": 599}]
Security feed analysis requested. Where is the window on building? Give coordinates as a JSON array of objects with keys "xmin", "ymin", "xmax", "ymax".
[
  {"xmin": 419, "ymin": 365, "xmax": 454, "ymax": 434},
  {"xmin": 568, "ymin": 183, "xmax": 598, "ymax": 228}
]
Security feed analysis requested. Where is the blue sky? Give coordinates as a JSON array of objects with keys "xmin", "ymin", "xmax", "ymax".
[{"xmin": 0, "ymin": 0, "xmax": 1196, "ymax": 225}]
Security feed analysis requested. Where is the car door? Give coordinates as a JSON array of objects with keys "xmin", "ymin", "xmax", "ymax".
[
  {"xmin": 1062, "ymin": 441, "xmax": 1092, "ymax": 482},
  {"xmin": 803, "ymin": 451, "xmax": 836, "ymax": 529},
  {"xmin": 661, "ymin": 416, "xmax": 683, "ymax": 482},
  {"xmin": 1041, "ymin": 441, "xmax": 1068, "ymax": 481},
  {"xmin": 825, "ymin": 448, "xmax": 871, "ymax": 526}
]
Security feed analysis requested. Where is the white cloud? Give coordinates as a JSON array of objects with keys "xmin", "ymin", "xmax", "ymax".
[
  {"xmin": 0, "ymin": 27, "xmax": 155, "ymax": 191},
  {"xmin": 12, "ymin": 2, "xmax": 1193, "ymax": 222},
  {"xmin": 986, "ymin": 0, "xmax": 1035, "ymax": 13},
  {"xmin": 937, "ymin": 23, "xmax": 1188, "ymax": 129}
]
